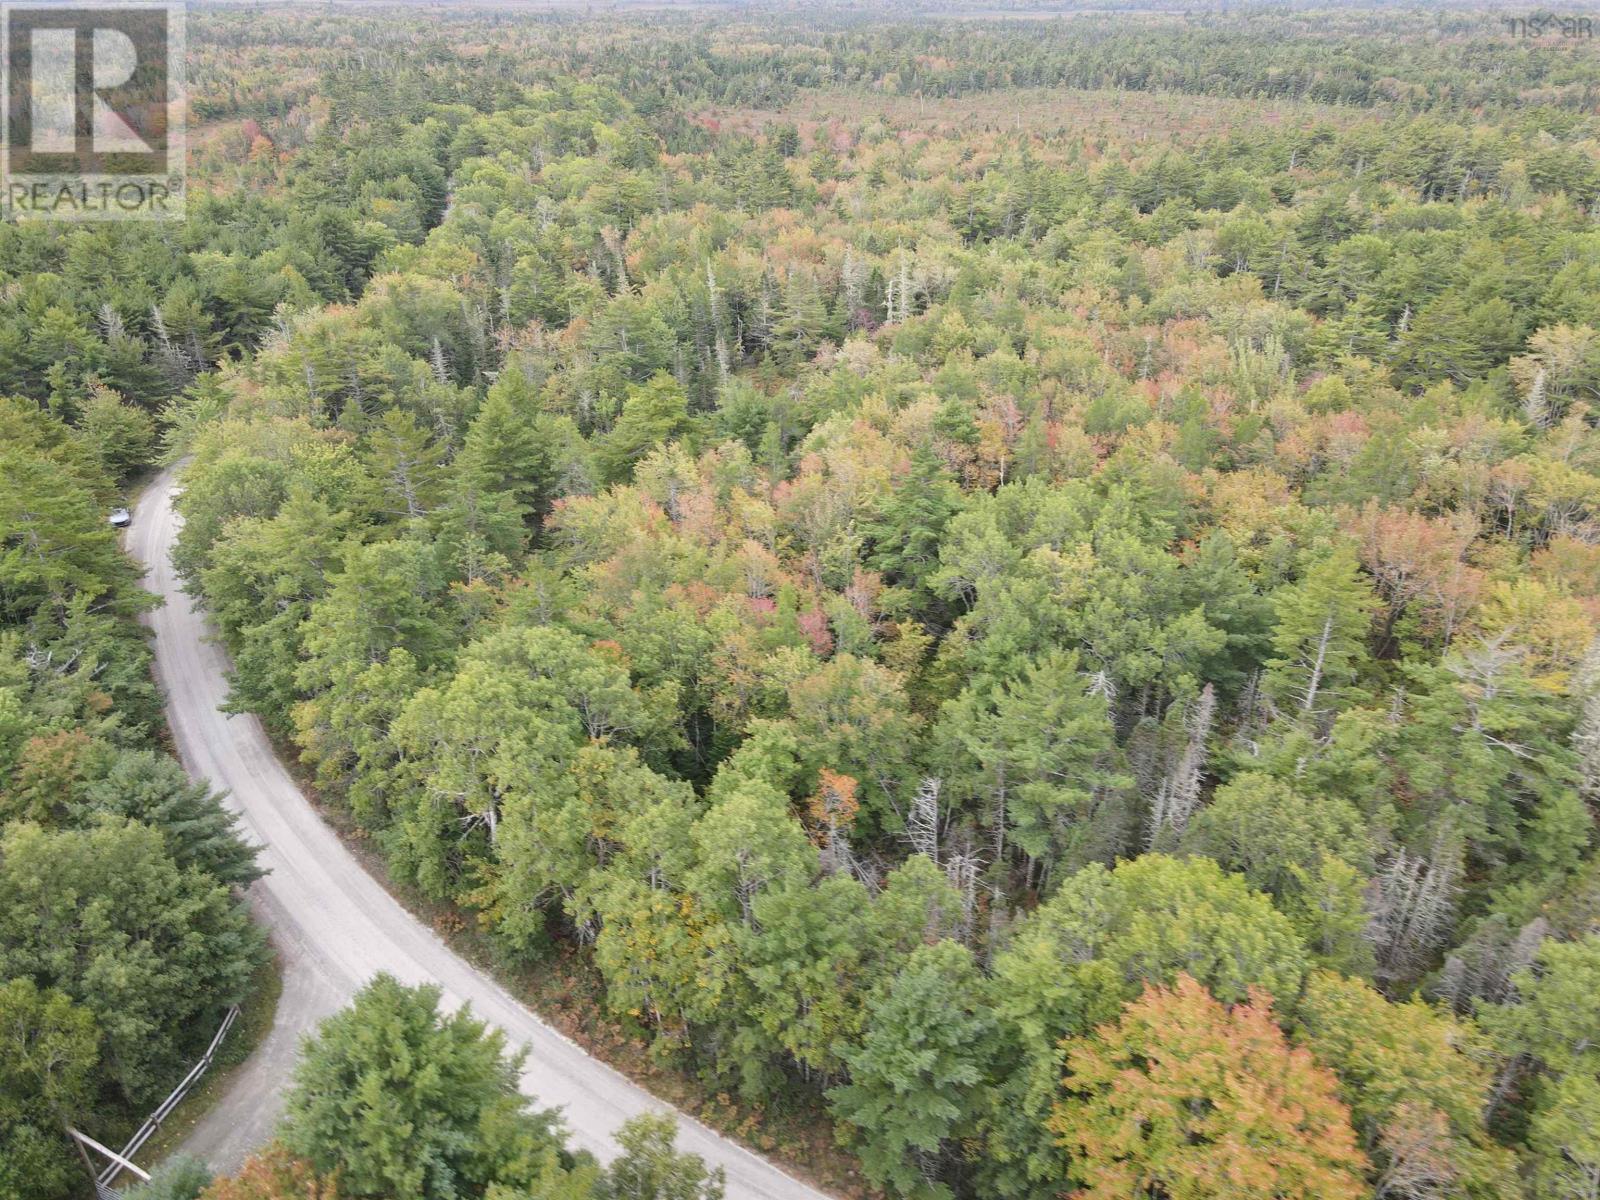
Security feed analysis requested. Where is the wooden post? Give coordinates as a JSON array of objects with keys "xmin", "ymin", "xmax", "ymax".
[{"xmin": 66, "ymin": 1126, "xmax": 152, "ymax": 1183}]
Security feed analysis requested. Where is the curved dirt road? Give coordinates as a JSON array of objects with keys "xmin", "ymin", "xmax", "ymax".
[{"xmin": 131, "ymin": 467, "xmax": 827, "ymax": 1199}]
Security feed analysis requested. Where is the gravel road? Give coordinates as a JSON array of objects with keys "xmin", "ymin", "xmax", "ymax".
[{"xmin": 131, "ymin": 464, "xmax": 828, "ymax": 1199}]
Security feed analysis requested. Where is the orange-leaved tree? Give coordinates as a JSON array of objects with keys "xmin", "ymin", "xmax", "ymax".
[
  {"xmin": 1048, "ymin": 973, "xmax": 1369, "ymax": 1200},
  {"xmin": 201, "ymin": 1146, "xmax": 339, "ymax": 1200}
]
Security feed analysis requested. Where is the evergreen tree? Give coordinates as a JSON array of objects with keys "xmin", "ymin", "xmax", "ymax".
[
  {"xmin": 596, "ymin": 374, "xmax": 694, "ymax": 486},
  {"xmin": 0, "ymin": 820, "xmax": 263, "ymax": 1105},
  {"xmin": 1182, "ymin": 771, "xmax": 1371, "ymax": 903},
  {"xmin": 73, "ymin": 747, "xmax": 262, "ymax": 888},
  {"xmin": 456, "ymin": 371, "xmax": 557, "ymax": 530},
  {"xmin": 830, "ymin": 941, "xmax": 997, "ymax": 1200},
  {"xmin": 862, "ymin": 444, "xmax": 964, "ymax": 617},
  {"xmin": 281, "ymin": 975, "xmax": 571, "ymax": 1200},
  {"xmin": 367, "ymin": 407, "xmax": 446, "ymax": 521},
  {"xmin": 1480, "ymin": 935, "xmax": 1600, "ymax": 1191},
  {"xmin": 939, "ymin": 649, "xmax": 1128, "ymax": 876},
  {"xmin": 1264, "ymin": 545, "xmax": 1380, "ymax": 722}
]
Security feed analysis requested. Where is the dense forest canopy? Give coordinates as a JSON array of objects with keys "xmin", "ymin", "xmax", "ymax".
[{"xmin": 7, "ymin": 3, "xmax": 1600, "ymax": 1198}]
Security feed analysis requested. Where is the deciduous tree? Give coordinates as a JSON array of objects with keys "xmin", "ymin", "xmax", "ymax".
[{"xmin": 1048, "ymin": 975, "xmax": 1368, "ymax": 1200}]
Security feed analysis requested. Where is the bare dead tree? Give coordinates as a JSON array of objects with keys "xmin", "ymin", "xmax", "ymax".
[
  {"xmin": 1368, "ymin": 839, "xmax": 1461, "ymax": 985},
  {"xmin": 944, "ymin": 849, "xmax": 982, "ymax": 947},
  {"xmin": 1145, "ymin": 683, "xmax": 1215, "ymax": 851},
  {"xmin": 1374, "ymin": 1103, "xmax": 1458, "ymax": 1200},
  {"xmin": 706, "ymin": 260, "xmax": 730, "ymax": 381},
  {"xmin": 1087, "ymin": 668, "xmax": 1117, "ymax": 712},
  {"xmin": 97, "ymin": 303, "xmax": 125, "ymax": 342},
  {"xmin": 1301, "ymin": 612, "xmax": 1337, "ymax": 716},
  {"xmin": 818, "ymin": 826, "xmax": 858, "ymax": 882},
  {"xmin": 1436, "ymin": 915, "xmax": 1550, "ymax": 1012},
  {"xmin": 149, "ymin": 304, "xmax": 196, "ymax": 388},
  {"xmin": 430, "ymin": 337, "xmax": 451, "ymax": 387},
  {"xmin": 1574, "ymin": 638, "xmax": 1600, "ymax": 811},
  {"xmin": 907, "ymin": 777, "xmax": 942, "ymax": 863},
  {"xmin": 841, "ymin": 246, "xmax": 869, "ymax": 328},
  {"xmin": 851, "ymin": 856, "xmax": 883, "ymax": 895},
  {"xmin": 1523, "ymin": 366, "xmax": 1551, "ymax": 430}
]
